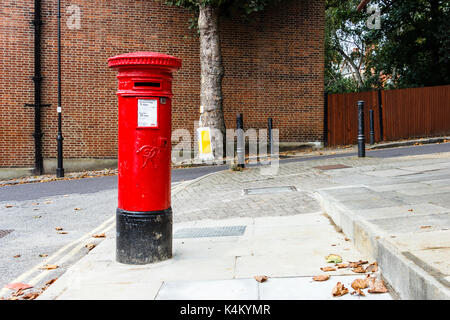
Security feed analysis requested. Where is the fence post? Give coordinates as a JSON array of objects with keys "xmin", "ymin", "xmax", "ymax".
[
  {"xmin": 357, "ymin": 101, "xmax": 366, "ymax": 157},
  {"xmin": 236, "ymin": 113, "xmax": 245, "ymax": 168},
  {"xmin": 369, "ymin": 109, "xmax": 375, "ymax": 145}
]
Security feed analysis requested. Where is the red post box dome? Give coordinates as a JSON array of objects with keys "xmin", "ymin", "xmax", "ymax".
[{"xmin": 108, "ymin": 51, "xmax": 181, "ymax": 71}]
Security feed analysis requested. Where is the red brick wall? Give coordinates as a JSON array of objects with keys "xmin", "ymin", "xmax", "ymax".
[{"xmin": 0, "ymin": 0, "xmax": 324, "ymax": 168}]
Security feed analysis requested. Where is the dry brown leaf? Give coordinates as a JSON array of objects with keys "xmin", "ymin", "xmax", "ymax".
[
  {"xmin": 5, "ymin": 204, "xmax": 13, "ymax": 208},
  {"xmin": 351, "ymin": 289, "xmax": 366, "ymax": 296},
  {"xmin": 22, "ymin": 292, "xmax": 40, "ymax": 300},
  {"xmin": 57, "ymin": 231, "xmax": 68, "ymax": 234},
  {"xmin": 344, "ymin": 237, "xmax": 350, "ymax": 241},
  {"xmin": 85, "ymin": 243, "xmax": 96, "ymax": 251},
  {"xmin": 55, "ymin": 227, "xmax": 63, "ymax": 231},
  {"xmin": 365, "ymin": 262, "xmax": 378, "ymax": 273},
  {"xmin": 39, "ymin": 254, "xmax": 48, "ymax": 257},
  {"xmin": 40, "ymin": 264, "xmax": 58, "ymax": 270},
  {"xmin": 320, "ymin": 266, "xmax": 337, "ymax": 272},
  {"xmin": 74, "ymin": 208, "xmax": 81, "ymax": 211},
  {"xmin": 351, "ymin": 278, "xmax": 369, "ymax": 290},
  {"xmin": 420, "ymin": 226, "xmax": 432, "ymax": 229},
  {"xmin": 45, "ymin": 278, "xmax": 57, "ymax": 286},
  {"xmin": 349, "ymin": 260, "xmax": 368, "ymax": 268},
  {"xmin": 352, "ymin": 266, "xmax": 366, "ymax": 273},
  {"xmin": 13, "ymin": 255, "xmax": 21, "ymax": 258},
  {"xmin": 336, "ymin": 263, "xmax": 349, "ymax": 269},
  {"xmin": 368, "ymin": 278, "xmax": 388, "ymax": 293},
  {"xmin": 92, "ymin": 233, "xmax": 106, "ymax": 238},
  {"xmin": 254, "ymin": 275, "xmax": 268, "ymax": 283},
  {"xmin": 313, "ymin": 275, "xmax": 330, "ymax": 281},
  {"xmin": 332, "ymin": 282, "xmax": 349, "ymax": 297}
]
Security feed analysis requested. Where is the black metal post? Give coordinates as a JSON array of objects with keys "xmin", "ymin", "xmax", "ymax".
[
  {"xmin": 32, "ymin": 0, "xmax": 44, "ymax": 175},
  {"xmin": 369, "ymin": 109, "xmax": 375, "ymax": 145},
  {"xmin": 236, "ymin": 113, "xmax": 245, "ymax": 168},
  {"xmin": 56, "ymin": 0, "xmax": 64, "ymax": 178},
  {"xmin": 378, "ymin": 89, "xmax": 384, "ymax": 141},
  {"xmin": 268, "ymin": 118, "xmax": 273, "ymax": 157},
  {"xmin": 357, "ymin": 101, "xmax": 366, "ymax": 157}
]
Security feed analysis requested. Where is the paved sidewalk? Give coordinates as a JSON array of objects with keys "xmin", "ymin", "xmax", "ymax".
[{"xmin": 34, "ymin": 152, "xmax": 450, "ymax": 300}]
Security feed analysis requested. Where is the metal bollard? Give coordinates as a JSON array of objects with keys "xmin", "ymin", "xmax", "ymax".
[
  {"xmin": 369, "ymin": 109, "xmax": 375, "ymax": 145},
  {"xmin": 357, "ymin": 101, "xmax": 366, "ymax": 157},
  {"xmin": 268, "ymin": 118, "xmax": 273, "ymax": 157},
  {"xmin": 236, "ymin": 113, "xmax": 245, "ymax": 168}
]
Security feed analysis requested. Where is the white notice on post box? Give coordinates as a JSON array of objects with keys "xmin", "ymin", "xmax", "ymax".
[{"xmin": 137, "ymin": 99, "xmax": 158, "ymax": 127}]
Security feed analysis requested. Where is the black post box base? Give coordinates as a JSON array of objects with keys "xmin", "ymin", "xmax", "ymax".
[{"xmin": 116, "ymin": 207, "xmax": 173, "ymax": 265}]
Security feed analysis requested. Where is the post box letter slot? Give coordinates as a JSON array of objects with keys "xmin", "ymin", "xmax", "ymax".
[{"xmin": 134, "ymin": 82, "xmax": 161, "ymax": 88}]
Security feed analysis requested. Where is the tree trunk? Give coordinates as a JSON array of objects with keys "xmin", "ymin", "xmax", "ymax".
[{"xmin": 198, "ymin": 4, "xmax": 226, "ymax": 159}]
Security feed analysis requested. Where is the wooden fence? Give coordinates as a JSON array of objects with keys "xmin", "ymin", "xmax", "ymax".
[{"xmin": 325, "ymin": 84, "xmax": 450, "ymax": 146}]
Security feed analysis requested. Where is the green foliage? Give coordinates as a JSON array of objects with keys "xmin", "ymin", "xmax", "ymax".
[
  {"xmin": 164, "ymin": 0, "xmax": 281, "ymax": 17},
  {"xmin": 365, "ymin": 0, "xmax": 450, "ymax": 88},
  {"xmin": 326, "ymin": 0, "xmax": 450, "ymax": 93}
]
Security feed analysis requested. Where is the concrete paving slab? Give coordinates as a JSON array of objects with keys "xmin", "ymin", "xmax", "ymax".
[
  {"xmin": 355, "ymin": 203, "xmax": 450, "ymax": 220},
  {"xmin": 368, "ymin": 213, "xmax": 450, "ymax": 234},
  {"xmin": 156, "ymin": 279, "xmax": 258, "ymax": 300},
  {"xmin": 388, "ymin": 230, "xmax": 450, "ymax": 253},
  {"xmin": 258, "ymin": 275, "xmax": 393, "ymax": 300},
  {"xmin": 364, "ymin": 169, "xmax": 416, "ymax": 177},
  {"xmin": 56, "ymin": 281, "xmax": 163, "ymax": 300}
]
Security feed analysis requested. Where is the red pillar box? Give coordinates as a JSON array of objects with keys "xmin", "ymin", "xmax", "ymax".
[{"xmin": 108, "ymin": 52, "xmax": 181, "ymax": 264}]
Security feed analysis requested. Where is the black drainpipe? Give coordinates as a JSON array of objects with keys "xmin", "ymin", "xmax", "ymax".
[{"xmin": 26, "ymin": 0, "xmax": 49, "ymax": 175}]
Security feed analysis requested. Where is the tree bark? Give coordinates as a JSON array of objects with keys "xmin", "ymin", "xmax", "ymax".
[{"xmin": 198, "ymin": 4, "xmax": 226, "ymax": 158}]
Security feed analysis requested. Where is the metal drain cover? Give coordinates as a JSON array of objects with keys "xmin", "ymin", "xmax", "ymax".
[
  {"xmin": 0, "ymin": 229, "xmax": 14, "ymax": 239},
  {"xmin": 174, "ymin": 226, "xmax": 246, "ymax": 239},
  {"xmin": 314, "ymin": 164, "xmax": 351, "ymax": 170},
  {"xmin": 244, "ymin": 186, "xmax": 297, "ymax": 195}
]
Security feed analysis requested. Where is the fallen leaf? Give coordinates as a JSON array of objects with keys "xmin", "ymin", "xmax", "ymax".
[
  {"xmin": 32, "ymin": 202, "xmax": 39, "ymax": 205},
  {"xmin": 349, "ymin": 260, "xmax": 368, "ymax": 268},
  {"xmin": 365, "ymin": 262, "xmax": 378, "ymax": 273},
  {"xmin": 5, "ymin": 204, "xmax": 13, "ymax": 208},
  {"xmin": 313, "ymin": 275, "xmax": 330, "ymax": 281},
  {"xmin": 352, "ymin": 266, "xmax": 366, "ymax": 273},
  {"xmin": 22, "ymin": 292, "xmax": 40, "ymax": 300},
  {"xmin": 92, "ymin": 233, "xmax": 105, "ymax": 238},
  {"xmin": 45, "ymin": 278, "xmax": 57, "ymax": 286},
  {"xmin": 332, "ymin": 282, "xmax": 349, "ymax": 297},
  {"xmin": 320, "ymin": 266, "xmax": 337, "ymax": 272},
  {"xmin": 420, "ymin": 226, "xmax": 432, "ymax": 229},
  {"xmin": 55, "ymin": 227, "xmax": 63, "ymax": 231},
  {"xmin": 336, "ymin": 263, "xmax": 349, "ymax": 269},
  {"xmin": 39, "ymin": 254, "xmax": 48, "ymax": 257},
  {"xmin": 351, "ymin": 278, "xmax": 368, "ymax": 290},
  {"xmin": 5, "ymin": 283, "xmax": 33, "ymax": 291},
  {"xmin": 57, "ymin": 231, "xmax": 68, "ymax": 234},
  {"xmin": 351, "ymin": 289, "xmax": 366, "ymax": 296},
  {"xmin": 44, "ymin": 201, "xmax": 53, "ymax": 204},
  {"xmin": 325, "ymin": 254, "xmax": 342, "ymax": 263},
  {"xmin": 40, "ymin": 264, "xmax": 58, "ymax": 270},
  {"xmin": 368, "ymin": 279, "xmax": 388, "ymax": 293},
  {"xmin": 254, "ymin": 275, "xmax": 268, "ymax": 283},
  {"xmin": 408, "ymin": 209, "xmax": 414, "ymax": 212},
  {"xmin": 85, "ymin": 243, "xmax": 96, "ymax": 251},
  {"xmin": 344, "ymin": 237, "xmax": 350, "ymax": 241},
  {"xmin": 74, "ymin": 208, "xmax": 81, "ymax": 211}
]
